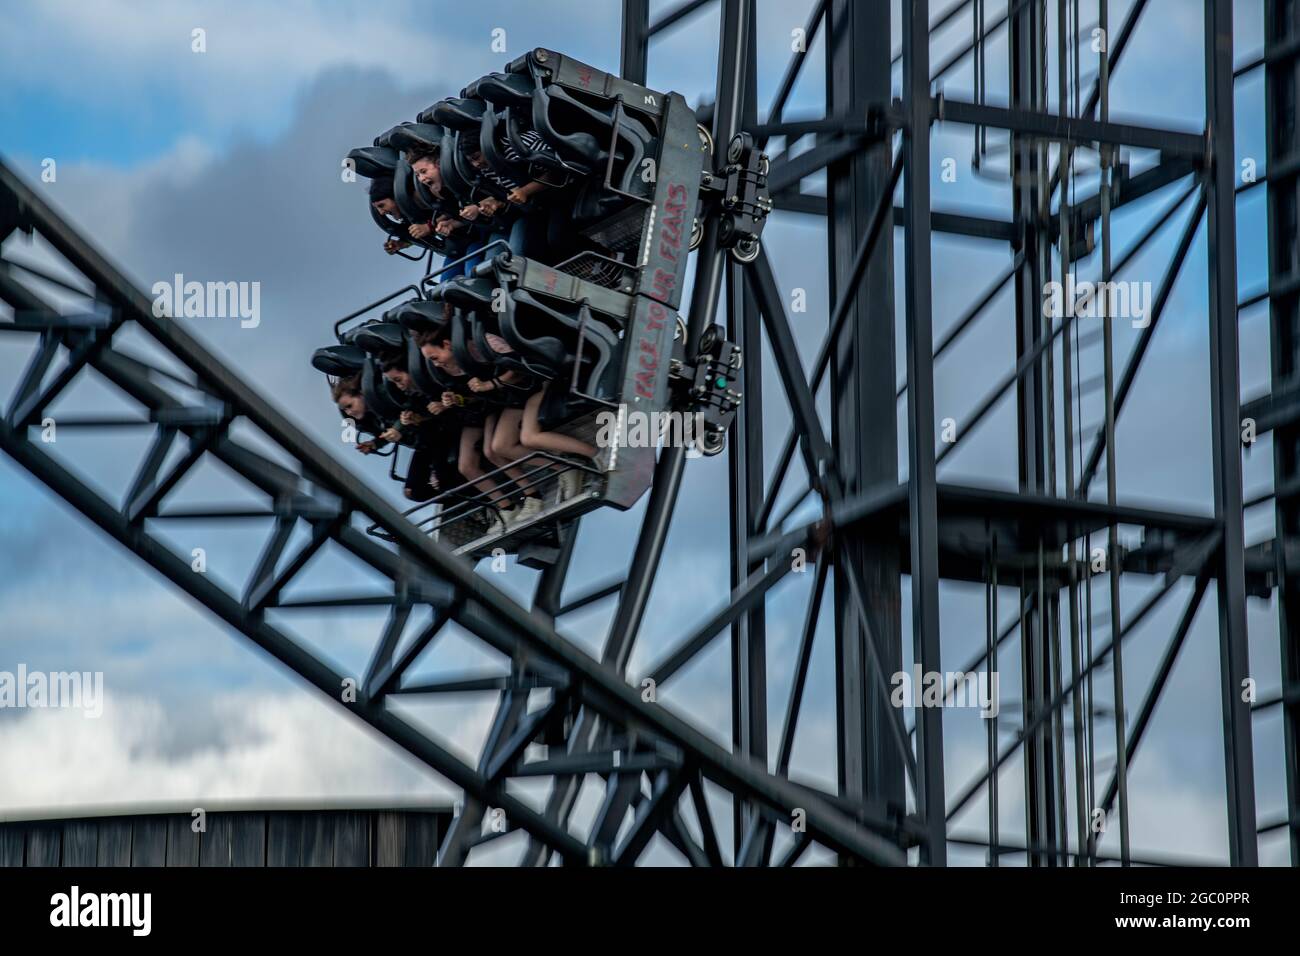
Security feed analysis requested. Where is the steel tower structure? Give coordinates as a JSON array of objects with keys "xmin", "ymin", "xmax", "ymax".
[{"xmin": 1, "ymin": 0, "xmax": 1295, "ymax": 865}]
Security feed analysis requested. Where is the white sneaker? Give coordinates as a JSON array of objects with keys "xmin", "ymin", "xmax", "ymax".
[
  {"xmin": 512, "ymin": 496, "xmax": 545, "ymax": 526},
  {"xmin": 488, "ymin": 503, "xmax": 514, "ymax": 532},
  {"xmin": 557, "ymin": 468, "xmax": 585, "ymax": 502}
]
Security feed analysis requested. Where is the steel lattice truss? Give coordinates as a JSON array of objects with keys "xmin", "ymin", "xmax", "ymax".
[{"xmin": 1, "ymin": 0, "xmax": 1297, "ymax": 865}]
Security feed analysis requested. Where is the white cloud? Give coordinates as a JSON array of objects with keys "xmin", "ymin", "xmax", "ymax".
[{"xmin": 0, "ymin": 689, "xmax": 465, "ymax": 816}]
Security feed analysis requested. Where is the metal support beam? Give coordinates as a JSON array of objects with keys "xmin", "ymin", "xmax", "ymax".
[
  {"xmin": 1266, "ymin": 0, "xmax": 1300, "ymax": 866},
  {"xmin": 825, "ymin": 0, "xmax": 905, "ymax": 854},
  {"xmin": 1205, "ymin": 0, "xmax": 1259, "ymax": 866},
  {"xmin": 620, "ymin": 0, "xmax": 649, "ymax": 84},
  {"xmin": 903, "ymin": 0, "xmax": 947, "ymax": 867},
  {"xmin": 725, "ymin": 3, "xmax": 768, "ymax": 863},
  {"xmin": 935, "ymin": 96, "xmax": 1207, "ymax": 157}
]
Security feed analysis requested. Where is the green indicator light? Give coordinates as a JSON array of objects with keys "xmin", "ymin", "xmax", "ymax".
[{"xmin": 715, "ymin": 376, "xmax": 728, "ymax": 388}]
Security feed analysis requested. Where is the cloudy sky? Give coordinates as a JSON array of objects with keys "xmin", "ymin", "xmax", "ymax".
[{"xmin": 0, "ymin": 0, "xmax": 1289, "ymax": 865}]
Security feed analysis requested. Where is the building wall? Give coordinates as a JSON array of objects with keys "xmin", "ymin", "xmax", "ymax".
[{"xmin": 0, "ymin": 808, "xmax": 453, "ymax": 867}]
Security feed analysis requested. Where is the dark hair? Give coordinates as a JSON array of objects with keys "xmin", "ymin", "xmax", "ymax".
[
  {"xmin": 330, "ymin": 373, "xmax": 362, "ymax": 402},
  {"xmin": 414, "ymin": 324, "xmax": 449, "ymax": 348},
  {"xmin": 458, "ymin": 134, "xmax": 480, "ymax": 158},
  {"xmin": 368, "ymin": 175, "xmax": 394, "ymax": 202},
  {"xmin": 378, "ymin": 349, "xmax": 407, "ymax": 373},
  {"xmin": 406, "ymin": 143, "xmax": 441, "ymax": 166}
]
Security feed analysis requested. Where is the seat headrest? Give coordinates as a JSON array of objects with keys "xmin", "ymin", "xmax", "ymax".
[
  {"xmin": 350, "ymin": 322, "xmax": 408, "ymax": 356},
  {"xmin": 465, "ymin": 72, "xmax": 534, "ymax": 107},
  {"xmin": 348, "ymin": 146, "xmax": 400, "ymax": 179},
  {"xmin": 441, "ymin": 276, "xmax": 497, "ymax": 309},
  {"xmin": 390, "ymin": 299, "xmax": 447, "ymax": 331},
  {"xmin": 426, "ymin": 97, "xmax": 487, "ymax": 131},
  {"xmin": 311, "ymin": 344, "xmax": 367, "ymax": 377},
  {"xmin": 384, "ymin": 121, "xmax": 446, "ymax": 154}
]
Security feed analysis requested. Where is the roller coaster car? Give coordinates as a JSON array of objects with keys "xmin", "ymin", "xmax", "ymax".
[
  {"xmin": 413, "ymin": 244, "xmax": 741, "ymax": 565},
  {"xmin": 432, "ymin": 58, "xmax": 732, "ymax": 561},
  {"xmin": 343, "ymin": 52, "xmax": 759, "ymax": 566}
]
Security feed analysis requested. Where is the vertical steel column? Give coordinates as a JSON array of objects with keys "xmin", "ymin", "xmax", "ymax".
[
  {"xmin": 561, "ymin": 0, "xmax": 750, "ymax": 864},
  {"xmin": 725, "ymin": 12, "xmax": 767, "ymax": 860},
  {"xmin": 621, "ymin": 0, "xmax": 649, "ymax": 85},
  {"xmin": 1098, "ymin": 0, "xmax": 1131, "ymax": 869},
  {"xmin": 605, "ymin": 0, "xmax": 749, "ymax": 670},
  {"xmin": 1205, "ymin": 0, "xmax": 1259, "ymax": 867},
  {"xmin": 824, "ymin": 0, "xmax": 905, "ymax": 842},
  {"xmin": 1057, "ymin": 0, "xmax": 1090, "ymax": 865},
  {"xmin": 903, "ymin": 0, "xmax": 947, "ymax": 866},
  {"xmin": 1009, "ymin": 0, "xmax": 1058, "ymax": 866},
  {"xmin": 1265, "ymin": 0, "xmax": 1300, "ymax": 866}
]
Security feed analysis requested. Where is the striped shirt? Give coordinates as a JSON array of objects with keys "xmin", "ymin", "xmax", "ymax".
[
  {"xmin": 478, "ymin": 164, "xmax": 521, "ymax": 192},
  {"xmin": 501, "ymin": 128, "xmax": 552, "ymax": 165},
  {"xmin": 479, "ymin": 128, "xmax": 557, "ymax": 191}
]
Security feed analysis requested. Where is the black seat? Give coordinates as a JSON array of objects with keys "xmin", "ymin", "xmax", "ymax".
[
  {"xmin": 448, "ymin": 309, "xmax": 498, "ymax": 380},
  {"xmin": 439, "ymin": 128, "xmax": 480, "ymax": 201},
  {"xmin": 406, "ymin": 333, "xmax": 453, "ymax": 399},
  {"xmin": 440, "ymin": 276, "xmax": 497, "ymax": 310},
  {"xmin": 347, "ymin": 146, "xmax": 399, "ymax": 179},
  {"xmin": 536, "ymin": 84, "xmax": 653, "ymax": 197},
  {"xmin": 508, "ymin": 289, "xmax": 618, "ymax": 394},
  {"xmin": 361, "ymin": 358, "xmax": 406, "ymax": 422},
  {"xmin": 465, "ymin": 72, "xmax": 533, "ymax": 108},
  {"xmin": 382, "ymin": 121, "xmax": 444, "ymax": 153},
  {"xmin": 392, "ymin": 299, "xmax": 447, "ymax": 332},
  {"xmin": 529, "ymin": 82, "xmax": 603, "ymax": 169},
  {"xmin": 349, "ymin": 321, "xmax": 407, "ymax": 356},
  {"xmin": 565, "ymin": 91, "xmax": 654, "ymax": 177},
  {"xmin": 311, "ymin": 344, "xmax": 367, "ymax": 377},
  {"xmin": 393, "ymin": 158, "xmax": 437, "ymax": 227},
  {"xmin": 375, "ymin": 303, "xmax": 458, "ymax": 397},
  {"xmin": 478, "ymin": 103, "xmax": 534, "ymax": 184},
  {"xmin": 467, "ymin": 310, "xmax": 541, "ymax": 401},
  {"xmin": 497, "ymin": 289, "xmax": 566, "ymax": 377},
  {"xmin": 426, "ymin": 97, "xmax": 486, "ymax": 131}
]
